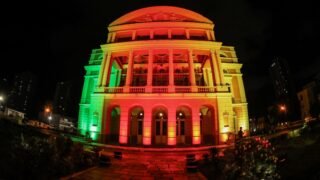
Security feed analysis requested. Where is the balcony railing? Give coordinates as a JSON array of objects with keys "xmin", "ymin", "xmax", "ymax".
[
  {"xmin": 175, "ymin": 87, "xmax": 191, "ymax": 93},
  {"xmin": 130, "ymin": 87, "xmax": 145, "ymax": 93},
  {"xmin": 198, "ymin": 87, "xmax": 215, "ymax": 93},
  {"xmin": 104, "ymin": 87, "xmax": 124, "ymax": 93},
  {"xmin": 102, "ymin": 85, "xmax": 230, "ymax": 94},
  {"xmin": 152, "ymin": 87, "xmax": 168, "ymax": 93}
]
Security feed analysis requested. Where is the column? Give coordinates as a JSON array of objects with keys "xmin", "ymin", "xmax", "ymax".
[
  {"xmin": 146, "ymin": 49, "xmax": 153, "ymax": 92},
  {"xmin": 168, "ymin": 49, "xmax": 174, "ymax": 92},
  {"xmin": 132, "ymin": 30, "xmax": 136, "ymax": 41},
  {"xmin": 97, "ymin": 55, "xmax": 106, "ymax": 87},
  {"xmin": 111, "ymin": 32, "xmax": 116, "ymax": 42},
  {"xmin": 167, "ymin": 108, "xmax": 176, "ymax": 145},
  {"xmin": 188, "ymin": 49, "xmax": 196, "ymax": 86},
  {"xmin": 210, "ymin": 50, "xmax": 220, "ymax": 85},
  {"xmin": 143, "ymin": 107, "xmax": 152, "ymax": 145},
  {"xmin": 80, "ymin": 76, "xmax": 90, "ymax": 103},
  {"xmin": 210, "ymin": 31, "xmax": 215, "ymax": 41},
  {"xmin": 207, "ymin": 69, "xmax": 214, "ymax": 86},
  {"xmin": 168, "ymin": 29, "xmax": 172, "ymax": 39},
  {"xmin": 119, "ymin": 107, "xmax": 129, "ymax": 144},
  {"xmin": 215, "ymin": 50, "xmax": 225, "ymax": 84},
  {"xmin": 192, "ymin": 106, "xmax": 201, "ymax": 144},
  {"xmin": 102, "ymin": 52, "xmax": 112, "ymax": 87},
  {"xmin": 186, "ymin": 29, "xmax": 190, "ymax": 39},
  {"xmin": 206, "ymin": 30, "xmax": 211, "ymax": 40},
  {"xmin": 124, "ymin": 51, "xmax": 133, "ymax": 92},
  {"xmin": 237, "ymin": 75, "xmax": 247, "ymax": 102},
  {"xmin": 98, "ymin": 52, "xmax": 111, "ymax": 87},
  {"xmin": 107, "ymin": 33, "xmax": 112, "ymax": 43}
]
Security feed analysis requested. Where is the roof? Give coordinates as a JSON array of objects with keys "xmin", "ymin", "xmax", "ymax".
[{"xmin": 109, "ymin": 6, "xmax": 213, "ymax": 26}]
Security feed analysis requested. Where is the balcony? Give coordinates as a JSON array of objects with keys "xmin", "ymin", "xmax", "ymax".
[{"xmin": 102, "ymin": 85, "xmax": 230, "ymax": 94}]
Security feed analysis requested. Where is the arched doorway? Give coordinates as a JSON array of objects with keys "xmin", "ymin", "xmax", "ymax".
[
  {"xmin": 200, "ymin": 105, "xmax": 214, "ymax": 144},
  {"xmin": 106, "ymin": 106, "xmax": 120, "ymax": 144},
  {"xmin": 176, "ymin": 106, "xmax": 192, "ymax": 145},
  {"xmin": 129, "ymin": 106, "xmax": 144, "ymax": 145},
  {"xmin": 152, "ymin": 106, "xmax": 168, "ymax": 145}
]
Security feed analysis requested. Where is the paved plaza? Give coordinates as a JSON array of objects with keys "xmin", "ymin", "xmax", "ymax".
[{"xmin": 67, "ymin": 149, "xmax": 208, "ymax": 180}]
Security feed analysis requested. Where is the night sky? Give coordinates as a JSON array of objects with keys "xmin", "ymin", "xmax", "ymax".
[{"xmin": 1, "ymin": 0, "xmax": 319, "ymax": 118}]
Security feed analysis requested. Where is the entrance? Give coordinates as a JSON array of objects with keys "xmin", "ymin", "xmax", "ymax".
[
  {"xmin": 129, "ymin": 106, "xmax": 144, "ymax": 145},
  {"xmin": 200, "ymin": 105, "xmax": 214, "ymax": 144},
  {"xmin": 153, "ymin": 107, "xmax": 167, "ymax": 145},
  {"xmin": 106, "ymin": 106, "xmax": 120, "ymax": 144},
  {"xmin": 176, "ymin": 106, "xmax": 192, "ymax": 144}
]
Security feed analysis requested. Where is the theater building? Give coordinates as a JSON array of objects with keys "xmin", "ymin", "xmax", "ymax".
[{"xmin": 78, "ymin": 6, "xmax": 249, "ymax": 146}]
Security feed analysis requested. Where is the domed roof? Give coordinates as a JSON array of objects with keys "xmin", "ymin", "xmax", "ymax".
[{"xmin": 109, "ymin": 6, "xmax": 213, "ymax": 26}]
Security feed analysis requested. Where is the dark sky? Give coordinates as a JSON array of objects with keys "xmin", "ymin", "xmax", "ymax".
[{"xmin": 0, "ymin": 0, "xmax": 319, "ymax": 118}]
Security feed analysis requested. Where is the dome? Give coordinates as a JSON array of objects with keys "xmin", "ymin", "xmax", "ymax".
[{"xmin": 109, "ymin": 6, "xmax": 213, "ymax": 26}]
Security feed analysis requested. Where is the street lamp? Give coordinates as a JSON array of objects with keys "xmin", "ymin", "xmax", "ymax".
[
  {"xmin": 279, "ymin": 104, "xmax": 287, "ymax": 124},
  {"xmin": 0, "ymin": 95, "xmax": 4, "ymax": 112},
  {"xmin": 45, "ymin": 107, "xmax": 51, "ymax": 113}
]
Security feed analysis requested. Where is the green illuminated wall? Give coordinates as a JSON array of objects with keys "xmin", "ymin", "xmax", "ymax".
[{"xmin": 78, "ymin": 49, "xmax": 104, "ymax": 139}]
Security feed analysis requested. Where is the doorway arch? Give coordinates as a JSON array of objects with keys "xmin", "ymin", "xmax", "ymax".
[
  {"xmin": 200, "ymin": 105, "xmax": 215, "ymax": 144},
  {"xmin": 152, "ymin": 106, "xmax": 168, "ymax": 145},
  {"xmin": 176, "ymin": 106, "xmax": 192, "ymax": 145},
  {"xmin": 129, "ymin": 106, "xmax": 144, "ymax": 145},
  {"xmin": 106, "ymin": 106, "xmax": 120, "ymax": 144}
]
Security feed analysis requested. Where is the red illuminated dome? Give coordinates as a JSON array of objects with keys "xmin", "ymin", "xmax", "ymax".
[{"xmin": 78, "ymin": 6, "xmax": 249, "ymax": 147}]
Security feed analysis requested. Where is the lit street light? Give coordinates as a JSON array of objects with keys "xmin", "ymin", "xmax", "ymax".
[
  {"xmin": 45, "ymin": 107, "xmax": 51, "ymax": 113},
  {"xmin": 280, "ymin": 105, "xmax": 286, "ymax": 111},
  {"xmin": 0, "ymin": 95, "xmax": 5, "ymax": 112},
  {"xmin": 279, "ymin": 104, "xmax": 287, "ymax": 124}
]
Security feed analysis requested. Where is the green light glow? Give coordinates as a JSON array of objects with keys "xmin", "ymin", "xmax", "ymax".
[
  {"xmin": 78, "ymin": 53, "xmax": 102, "ymax": 137},
  {"xmin": 90, "ymin": 124, "xmax": 97, "ymax": 132}
]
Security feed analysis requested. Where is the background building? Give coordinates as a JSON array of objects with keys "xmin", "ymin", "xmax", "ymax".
[
  {"xmin": 53, "ymin": 81, "xmax": 72, "ymax": 116},
  {"xmin": 7, "ymin": 72, "xmax": 37, "ymax": 118},
  {"xmin": 78, "ymin": 6, "xmax": 249, "ymax": 146},
  {"xmin": 269, "ymin": 57, "xmax": 300, "ymax": 121},
  {"xmin": 297, "ymin": 73, "xmax": 320, "ymax": 120}
]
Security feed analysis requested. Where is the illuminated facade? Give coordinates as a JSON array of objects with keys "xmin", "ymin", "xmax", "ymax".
[{"xmin": 78, "ymin": 6, "xmax": 249, "ymax": 146}]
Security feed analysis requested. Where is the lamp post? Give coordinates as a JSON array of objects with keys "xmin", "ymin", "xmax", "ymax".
[
  {"xmin": 44, "ymin": 106, "xmax": 52, "ymax": 125},
  {"xmin": 279, "ymin": 104, "xmax": 287, "ymax": 125},
  {"xmin": 0, "ymin": 95, "xmax": 4, "ymax": 112}
]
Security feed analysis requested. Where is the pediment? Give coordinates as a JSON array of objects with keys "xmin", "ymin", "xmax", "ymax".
[{"xmin": 130, "ymin": 12, "xmax": 195, "ymax": 23}]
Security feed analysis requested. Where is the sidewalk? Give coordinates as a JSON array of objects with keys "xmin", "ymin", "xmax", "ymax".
[{"xmin": 65, "ymin": 150, "xmax": 208, "ymax": 180}]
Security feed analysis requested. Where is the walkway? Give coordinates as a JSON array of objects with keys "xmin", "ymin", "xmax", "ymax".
[{"xmin": 66, "ymin": 149, "xmax": 209, "ymax": 180}]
